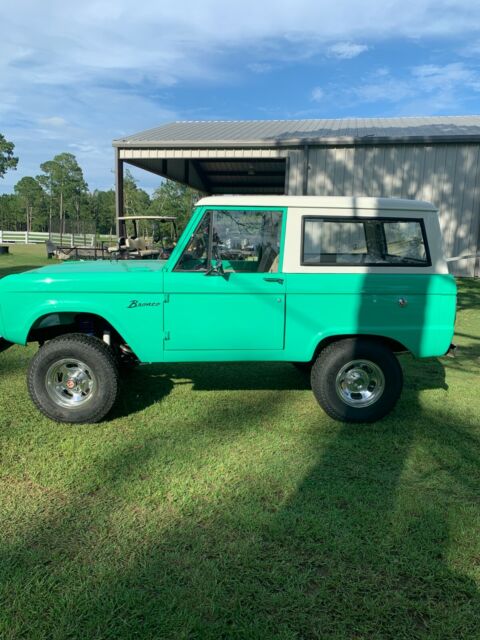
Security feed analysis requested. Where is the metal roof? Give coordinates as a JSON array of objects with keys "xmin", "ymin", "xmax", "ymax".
[{"xmin": 114, "ymin": 116, "xmax": 480, "ymax": 148}]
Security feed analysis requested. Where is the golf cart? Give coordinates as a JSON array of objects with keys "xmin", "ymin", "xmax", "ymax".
[{"xmin": 110, "ymin": 215, "xmax": 177, "ymax": 259}]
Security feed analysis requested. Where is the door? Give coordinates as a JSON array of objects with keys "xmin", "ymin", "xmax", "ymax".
[{"xmin": 163, "ymin": 208, "xmax": 286, "ymax": 352}]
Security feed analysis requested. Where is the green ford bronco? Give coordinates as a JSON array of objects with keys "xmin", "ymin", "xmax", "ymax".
[{"xmin": 0, "ymin": 196, "xmax": 457, "ymax": 424}]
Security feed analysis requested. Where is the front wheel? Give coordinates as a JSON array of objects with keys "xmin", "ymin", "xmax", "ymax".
[
  {"xmin": 28, "ymin": 333, "xmax": 119, "ymax": 423},
  {"xmin": 311, "ymin": 338, "xmax": 403, "ymax": 423}
]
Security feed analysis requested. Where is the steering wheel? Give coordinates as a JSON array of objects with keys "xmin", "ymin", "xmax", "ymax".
[{"xmin": 192, "ymin": 236, "xmax": 206, "ymax": 258}]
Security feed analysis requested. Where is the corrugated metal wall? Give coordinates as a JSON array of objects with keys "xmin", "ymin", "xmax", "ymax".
[{"xmin": 287, "ymin": 144, "xmax": 480, "ymax": 277}]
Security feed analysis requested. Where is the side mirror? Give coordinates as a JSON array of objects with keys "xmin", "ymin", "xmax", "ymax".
[{"xmin": 205, "ymin": 258, "xmax": 225, "ymax": 276}]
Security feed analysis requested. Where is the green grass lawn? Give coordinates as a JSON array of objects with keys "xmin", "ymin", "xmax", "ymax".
[
  {"xmin": 0, "ymin": 245, "xmax": 479, "ymax": 639},
  {"xmin": 0, "ymin": 243, "xmax": 52, "ymax": 275}
]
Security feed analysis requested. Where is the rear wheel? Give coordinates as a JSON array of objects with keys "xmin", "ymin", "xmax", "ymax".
[
  {"xmin": 311, "ymin": 338, "xmax": 403, "ymax": 423},
  {"xmin": 28, "ymin": 333, "xmax": 119, "ymax": 423}
]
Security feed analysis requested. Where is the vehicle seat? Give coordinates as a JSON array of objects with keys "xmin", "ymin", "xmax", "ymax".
[
  {"xmin": 125, "ymin": 237, "xmax": 140, "ymax": 254},
  {"xmin": 269, "ymin": 255, "xmax": 279, "ymax": 273},
  {"xmin": 134, "ymin": 237, "xmax": 160, "ymax": 257},
  {"xmin": 257, "ymin": 245, "xmax": 278, "ymax": 272}
]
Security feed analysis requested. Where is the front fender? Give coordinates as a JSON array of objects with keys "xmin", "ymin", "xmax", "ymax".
[{"xmin": 1, "ymin": 293, "xmax": 165, "ymax": 363}]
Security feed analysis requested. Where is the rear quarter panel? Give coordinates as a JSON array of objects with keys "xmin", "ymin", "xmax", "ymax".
[{"xmin": 284, "ymin": 273, "xmax": 457, "ymax": 360}]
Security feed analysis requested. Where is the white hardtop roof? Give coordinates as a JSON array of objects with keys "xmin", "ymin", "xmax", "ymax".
[{"xmin": 197, "ymin": 195, "xmax": 437, "ymax": 212}]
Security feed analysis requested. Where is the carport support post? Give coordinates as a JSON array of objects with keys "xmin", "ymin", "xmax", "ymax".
[
  {"xmin": 475, "ymin": 209, "xmax": 480, "ymax": 278},
  {"xmin": 115, "ymin": 148, "xmax": 125, "ymax": 238},
  {"xmin": 302, "ymin": 143, "xmax": 309, "ymax": 195}
]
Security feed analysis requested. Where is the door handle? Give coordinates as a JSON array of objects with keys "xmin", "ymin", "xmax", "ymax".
[{"xmin": 263, "ymin": 277, "xmax": 284, "ymax": 284}]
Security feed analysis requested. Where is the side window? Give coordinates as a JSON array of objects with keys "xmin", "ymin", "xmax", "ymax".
[
  {"xmin": 303, "ymin": 219, "xmax": 368, "ymax": 264},
  {"xmin": 175, "ymin": 209, "xmax": 283, "ymax": 273},
  {"xmin": 174, "ymin": 212, "xmax": 210, "ymax": 271},
  {"xmin": 302, "ymin": 217, "xmax": 430, "ymax": 266},
  {"xmin": 213, "ymin": 210, "xmax": 282, "ymax": 273},
  {"xmin": 383, "ymin": 221, "xmax": 427, "ymax": 263}
]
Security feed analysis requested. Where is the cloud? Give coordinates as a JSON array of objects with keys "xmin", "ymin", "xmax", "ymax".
[
  {"xmin": 311, "ymin": 87, "xmax": 325, "ymax": 102},
  {"xmin": 2, "ymin": 1, "xmax": 480, "ymax": 190},
  {"xmin": 38, "ymin": 116, "xmax": 68, "ymax": 127},
  {"xmin": 315, "ymin": 63, "xmax": 480, "ymax": 114},
  {"xmin": 247, "ymin": 62, "xmax": 273, "ymax": 74},
  {"xmin": 328, "ymin": 42, "xmax": 369, "ymax": 59},
  {"xmin": 351, "ymin": 77, "xmax": 413, "ymax": 103},
  {"xmin": 411, "ymin": 63, "xmax": 480, "ymax": 91}
]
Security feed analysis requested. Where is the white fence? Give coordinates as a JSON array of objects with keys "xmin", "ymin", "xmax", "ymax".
[{"xmin": 0, "ymin": 230, "xmax": 95, "ymax": 247}]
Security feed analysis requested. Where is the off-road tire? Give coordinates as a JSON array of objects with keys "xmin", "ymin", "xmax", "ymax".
[
  {"xmin": 311, "ymin": 338, "xmax": 403, "ymax": 423},
  {"xmin": 28, "ymin": 333, "xmax": 119, "ymax": 423}
]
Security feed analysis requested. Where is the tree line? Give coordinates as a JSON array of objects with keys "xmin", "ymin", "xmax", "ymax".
[{"xmin": 0, "ymin": 133, "xmax": 200, "ymax": 235}]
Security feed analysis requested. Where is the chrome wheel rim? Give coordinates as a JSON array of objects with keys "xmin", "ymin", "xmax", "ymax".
[
  {"xmin": 46, "ymin": 358, "xmax": 96, "ymax": 408},
  {"xmin": 335, "ymin": 359, "xmax": 385, "ymax": 408}
]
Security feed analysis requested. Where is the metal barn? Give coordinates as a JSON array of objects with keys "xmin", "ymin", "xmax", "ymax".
[{"xmin": 113, "ymin": 116, "xmax": 480, "ymax": 276}]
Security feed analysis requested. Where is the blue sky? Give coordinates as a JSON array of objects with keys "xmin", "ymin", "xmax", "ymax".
[{"xmin": 2, "ymin": 0, "xmax": 480, "ymax": 193}]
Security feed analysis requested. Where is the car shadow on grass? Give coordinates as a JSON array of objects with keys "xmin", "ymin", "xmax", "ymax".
[
  {"xmin": 455, "ymin": 277, "xmax": 480, "ymax": 310},
  {"xmin": 110, "ymin": 356, "xmax": 449, "ymax": 421},
  {"xmin": 109, "ymin": 361, "xmax": 312, "ymax": 420}
]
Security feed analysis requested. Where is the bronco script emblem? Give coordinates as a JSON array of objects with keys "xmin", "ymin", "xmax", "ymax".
[{"xmin": 127, "ymin": 300, "xmax": 161, "ymax": 309}]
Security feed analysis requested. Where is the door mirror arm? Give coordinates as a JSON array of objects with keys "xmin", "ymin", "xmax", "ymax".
[
  {"xmin": 206, "ymin": 242, "xmax": 225, "ymax": 276},
  {"xmin": 205, "ymin": 258, "xmax": 225, "ymax": 276}
]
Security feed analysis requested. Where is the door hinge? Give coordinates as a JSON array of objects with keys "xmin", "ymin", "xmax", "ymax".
[
  {"xmin": 164, "ymin": 294, "xmax": 170, "ymax": 303},
  {"xmin": 164, "ymin": 331, "xmax": 170, "ymax": 341}
]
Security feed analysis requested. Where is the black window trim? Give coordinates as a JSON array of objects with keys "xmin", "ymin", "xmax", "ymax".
[
  {"xmin": 174, "ymin": 207, "xmax": 284, "ymax": 273},
  {"xmin": 300, "ymin": 215, "xmax": 432, "ymax": 268},
  {"xmin": 173, "ymin": 210, "xmax": 211, "ymax": 273}
]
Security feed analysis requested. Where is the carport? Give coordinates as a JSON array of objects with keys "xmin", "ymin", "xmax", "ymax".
[
  {"xmin": 113, "ymin": 117, "xmax": 480, "ymax": 276},
  {"xmin": 112, "ymin": 121, "xmax": 296, "ymax": 232}
]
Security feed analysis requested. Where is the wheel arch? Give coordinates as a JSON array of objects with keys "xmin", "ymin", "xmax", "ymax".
[
  {"xmin": 27, "ymin": 311, "xmax": 130, "ymax": 350},
  {"xmin": 8, "ymin": 295, "xmax": 162, "ymax": 363},
  {"xmin": 311, "ymin": 333, "xmax": 409, "ymax": 362}
]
